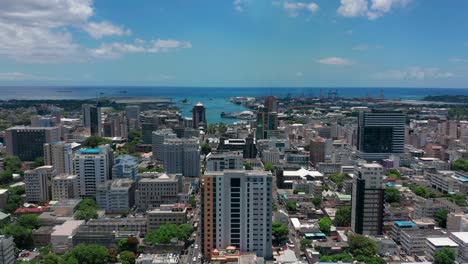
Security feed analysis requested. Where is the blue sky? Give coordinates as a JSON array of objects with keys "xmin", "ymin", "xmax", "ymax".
[{"xmin": 0, "ymin": 0, "xmax": 467, "ymax": 88}]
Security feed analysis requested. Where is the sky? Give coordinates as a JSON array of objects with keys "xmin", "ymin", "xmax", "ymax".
[{"xmin": 0, "ymin": 0, "xmax": 467, "ymax": 88}]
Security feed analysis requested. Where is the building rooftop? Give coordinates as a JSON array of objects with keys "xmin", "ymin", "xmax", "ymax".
[
  {"xmin": 451, "ymin": 232, "xmax": 468, "ymax": 243},
  {"xmin": 76, "ymin": 148, "xmax": 101, "ymax": 154},
  {"xmin": 426, "ymin": 237, "xmax": 458, "ymax": 247},
  {"xmin": 51, "ymin": 220, "xmax": 84, "ymax": 237},
  {"xmin": 283, "ymin": 168, "xmax": 323, "ymax": 178},
  {"xmin": 395, "ymin": 221, "xmax": 416, "ymax": 228}
]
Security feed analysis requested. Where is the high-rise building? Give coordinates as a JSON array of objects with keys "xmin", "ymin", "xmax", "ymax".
[
  {"xmin": 256, "ymin": 106, "xmax": 278, "ymax": 140},
  {"xmin": 356, "ymin": 110, "xmax": 405, "ymax": 161},
  {"xmin": 112, "ymin": 155, "xmax": 138, "ymax": 180},
  {"xmin": 82, "ymin": 104, "xmax": 102, "ymax": 136},
  {"xmin": 152, "ymin": 129, "xmax": 177, "ymax": 161},
  {"xmin": 5, "ymin": 126, "xmax": 59, "ymax": 161},
  {"xmin": 351, "ymin": 163, "xmax": 385, "ymax": 235},
  {"xmin": 202, "ymin": 170, "xmax": 273, "ymax": 260},
  {"xmin": 218, "ymin": 135, "xmax": 257, "ymax": 159},
  {"xmin": 125, "ymin": 105, "xmax": 140, "ymax": 131},
  {"xmin": 310, "ymin": 137, "xmax": 326, "ymax": 167},
  {"xmin": 192, "ymin": 102, "xmax": 207, "ymax": 129},
  {"xmin": 0, "ymin": 235, "xmax": 15, "ymax": 264},
  {"xmin": 205, "ymin": 151, "xmax": 243, "ymax": 172},
  {"xmin": 31, "ymin": 115, "xmax": 54, "ymax": 127},
  {"xmin": 73, "ymin": 145, "xmax": 112, "ymax": 197},
  {"xmin": 264, "ymin": 96, "xmax": 278, "ymax": 112},
  {"xmin": 135, "ymin": 173, "xmax": 183, "ymax": 210},
  {"xmin": 24, "ymin": 165, "xmax": 57, "ymax": 203},
  {"xmin": 52, "ymin": 174, "xmax": 79, "ymax": 200},
  {"xmin": 162, "ymin": 138, "xmax": 200, "ymax": 177},
  {"xmin": 96, "ymin": 179, "xmax": 135, "ymax": 214},
  {"xmin": 44, "ymin": 141, "xmax": 75, "ymax": 174}
]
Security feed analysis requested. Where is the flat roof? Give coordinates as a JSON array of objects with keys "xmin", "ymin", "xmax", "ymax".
[
  {"xmin": 395, "ymin": 221, "xmax": 416, "ymax": 228},
  {"xmin": 451, "ymin": 232, "xmax": 468, "ymax": 243},
  {"xmin": 76, "ymin": 148, "xmax": 101, "ymax": 154},
  {"xmin": 427, "ymin": 237, "xmax": 458, "ymax": 247}
]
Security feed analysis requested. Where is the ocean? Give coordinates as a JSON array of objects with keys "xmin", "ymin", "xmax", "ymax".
[{"xmin": 0, "ymin": 86, "xmax": 467, "ymax": 123}]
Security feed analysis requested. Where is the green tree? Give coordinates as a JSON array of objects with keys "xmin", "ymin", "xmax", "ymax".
[
  {"xmin": 286, "ymin": 201, "xmax": 297, "ymax": 211},
  {"xmin": 218, "ymin": 123, "xmax": 227, "ymax": 134},
  {"xmin": 312, "ymin": 196, "xmax": 322, "ymax": 209},
  {"xmin": 320, "ymin": 253, "xmax": 353, "ymax": 262},
  {"xmin": 433, "ymin": 247, "xmax": 456, "ymax": 264},
  {"xmin": 189, "ymin": 195, "xmax": 196, "ymax": 208},
  {"xmin": 385, "ymin": 187, "xmax": 401, "ymax": 204},
  {"xmin": 207, "ymin": 124, "xmax": 217, "ymax": 134},
  {"xmin": 452, "ymin": 158, "xmax": 468, "ymax": 172},
  {"xmin": 33, "ymin": 157, "xmax": 45, "ymax": 168},
  {"xmin": 243, "ymin": 162, "xmax": 253, "ymax": 170},
  {"xmin": 264, "ymin": 162, "xmax": 275, "ymax": 172},
  {"xmin": 334, "ymin": 206, "xmax": 351, "ymax": 227},
  {"xmin": 107, "ymin": 248, "xmax": 118, "ymax": 263},
  {"xmin": 75, "ymin": 198, "xmax": 98, "ymax": 221},
  {"xmin": 201, "ymin": 143, "xmax": 212, "ymax": 155},
  {"xmin": 118, "ymin": 236, "xmax": 139, "ymax": 253},
  {"xmin": 318, "ymin": 217, "xmax": 332, "ymax": 235},
  {"xmin": 434, "ymin": 209, "xmax": 449, "ymax": 228},
  {"xmin": 42, "ymin": 252, "xmax": 62, "ymax": 264},
  {"xmin": 119, "ymin": 251, "xmax": 136, "ymax": 264},
  {"xmin": 272, "ymin": 221, "xmax": 288, "ymax": 244},
  {"xmin": 348, "ymin": 234, "xmax": 378, "ymax": 257},
  {"xmin": 82, "ymin": 136, "xmax": 112, "ymax": 148},
  {"xmin": 17, "ymin": 214, "xmax": 40, "ymax": 229},
  {"xmin": 385, "ymin": 169, "xmax": 401, "ymax": 179},
  {"xmin": 63, "ymin": 244, "xmax": 108, "ymax": 264},
  {"xmin": 300, "ymin": 239, "xmax": 312, "ymax": 251},
  {"xmin": 144, "ymin": 224, "xmax": 193, "ymax": 245},
  {"xmin": 2, "ymin": 224, "xmax": 33, "ymax": 248}
]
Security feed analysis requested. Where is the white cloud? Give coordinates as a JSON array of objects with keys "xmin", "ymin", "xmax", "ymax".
[
  {"xmin": 0, "ymin": 72, "xmax": 55, "ymax": 81},
  {"xmin": 318, "ymin": 57, "xmax": 354, "ymax": 65},
  {"xmin": 375, "ymin": 67, "xmax": 455, "ymax": 80},
  {"xmin": 0, "ymin": 1, "xmax": 191, "ymax": 63},
  {"xmin": 337, "ymin": 0, "xmax": 411, "ymax": 20},
  {"xmin": 449, "ymin": 58, "xmax": 468, "ymax": 63},
  {"xmin": 89, "ymin": 39, "xmax": 192, "ymax": 59},
  {"xmin": 83, "ymin": 21, "xmax": 131, "ymax": 39},
  {"xmin": 282, "ymin": 1, "xmax": 319, "ymax": 16},
  {"xmin": 234, "ymin": 0, "xmax": 246, "ymax": 12}
]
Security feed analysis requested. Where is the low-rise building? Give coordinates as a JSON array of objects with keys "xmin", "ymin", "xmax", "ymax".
[
  {"xmin": 205, "ymin": 151, "xmax": 243, "ymax": 172},
  {"xmin": 96, "ymin": 179, "xmax": 135, "ymax": 214},
  {"xmin": 136, "ymin": 253, "xmax": 180, "ymax": 264},
  {"xmin": 450, "ymin": 232, "xmax": 468, "ymax": 263},
  {"xmin": 147, "ymin": 204, "xmax": 187, "ymax": 233},
  {"xmin": 400, "ymin": 229, "xmax": 446, "ymax": 256},
  {"xmin": 51, "ymin": 220, "xmax": 85, "ymax": 254},
  {"xmin": 24, "ymin": 165, "xmax": 56, "ymax": 203},
  {"xmin": 135, "ymin": 173, "xmax": 182, "ymax": 211},
  {"xmin": 86, "ymin": 217, "xmax": 147, "ymax": 234},
  {"xmin": 52, "ymin": 174, "xmax": 79, "ymax": 200},
  {"xmin": 425, "ymin": 237, "xmax": 459, "ymax": 262}
]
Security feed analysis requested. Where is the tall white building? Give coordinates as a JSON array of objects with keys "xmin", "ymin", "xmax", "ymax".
[
  {"xmin": 202, "ymin": 170, "xmax": 273, "ymax": 260},
  {"xmin": 351, "ymin": 163, "xmax": 385, "ymax": 235},
  {"xmin": 52, "ymin": 174, "xmax": 79, "ymax": 200},
  {"xmin": 206, "ymin": 151, "xmax": 243, "ymax": 172},
  {"xmin": 152, "ymin": 129, "xmax": 177, "ymax": 161},
  {"xmin": 163, "ymin": 138, "xmax": 200, "ymax": 177},
  {"xmin": 96, "ymin": 179, "xmax": 135, "ymax": 214},
  {"xmin": 0, "ymin": 235, "xmax": 15, "ymax": 264},
  {"xmin": 24, "ymin": 165, "xmax": 57, "ymax": 203},
  {"xmin": 44, "ymin": 141, "xmax": 75, "ymax": 174},
  {"xmin": 73, "ymin": 145, "xmax": 112, "ymax": 197}
]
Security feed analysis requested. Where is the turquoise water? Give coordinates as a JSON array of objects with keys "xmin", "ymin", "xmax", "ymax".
[{"xmin": 1, "ymin": 86, "xmax": 467, "ymax": 123}]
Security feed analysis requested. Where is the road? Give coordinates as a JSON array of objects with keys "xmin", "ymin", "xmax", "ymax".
[{"xmin": 183, "ymin": 191, "xmax": 203, "ymax": 263}]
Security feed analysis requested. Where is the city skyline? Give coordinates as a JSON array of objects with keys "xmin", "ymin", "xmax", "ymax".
[{"xmin": 0, "ymin": 1, "xmax": 468, "ymax": 88}]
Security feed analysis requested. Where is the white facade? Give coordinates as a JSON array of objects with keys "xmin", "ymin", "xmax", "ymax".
[
  {"xmin": 450, "ymin": 232, "xmax": 468, "ymax": 263},
  {"xmin": 152, "ymin": 129, "xmax": 176, "ymax": 161},
  {"xmin": 52, "ymin": 174, "xmax": 79, "ymax": 200},
  {"xmin": 44, "ymin": 141, "xmax": 74, "ymax": 174},
  {"xmin": 135, "ymin": 173, "xmax": 182, "ymax": 210},
  {"xmin": 163, "ymin": 138, "xmax": 200, "ymax": 177},
  {"xmin": 203, "ymin": 170, "xmax": 273, "ymax": 259},
  {"xmin": 24, "ymin": 165, "xmax": 57, "ymax": 203},
  {"xmin": 205, "ymin": 151, "xmax": 243, "ymax": 172},
  {"xmin": 96, "ymin": 179, "xmax": 135, "ymax": 214},
  {"xmin": 73, "ymin": 146, "xmax": 111, "ymax": 197},
  {"xmin": 0, "ymin": 235, "xmax": 15, "ymax": 264}
]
